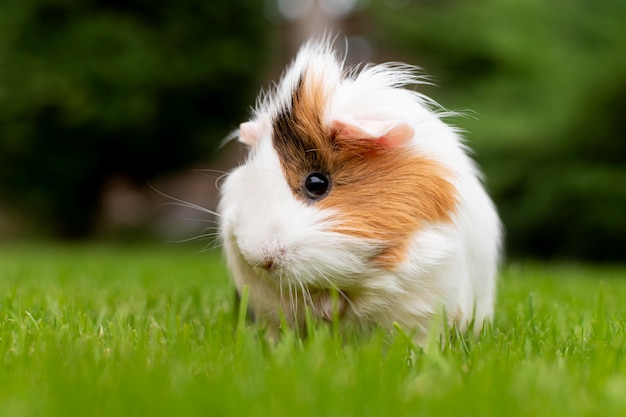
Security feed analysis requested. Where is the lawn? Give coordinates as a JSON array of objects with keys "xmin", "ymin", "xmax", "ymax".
[{"xmin": 1, "ymin": 243, "xmax": 625, "ymax": 417}]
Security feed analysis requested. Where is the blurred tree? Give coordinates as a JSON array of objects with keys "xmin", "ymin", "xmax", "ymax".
[
  {"xmin": 369, "ymin": 0, "xmax": 626, "ymax": 261},
  {"xmin": 0, "ymin": 0, "xmax": 269, "ymax": 237}
]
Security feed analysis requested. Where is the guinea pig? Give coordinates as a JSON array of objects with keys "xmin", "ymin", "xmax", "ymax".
[{"xmin": 219, "ymin": 36, "xmax": 502, "ymax": 342}]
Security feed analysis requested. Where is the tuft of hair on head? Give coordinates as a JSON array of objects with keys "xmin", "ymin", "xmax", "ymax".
[{"xmin": 235, "ymin": 35, "xmax": 455, "ymax": 148}]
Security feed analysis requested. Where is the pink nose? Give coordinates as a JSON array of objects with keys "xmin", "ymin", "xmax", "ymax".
[
  {"xmin": 259, "ymin": 257, "xmax": 275, "ymax": 270},
  {"xmin": 255, "ymin": 246, "xmax": 285, "ymax": 271}
]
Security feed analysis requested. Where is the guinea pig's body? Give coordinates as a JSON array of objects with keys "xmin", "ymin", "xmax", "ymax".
[{"xmin": 219, "ymin": 38, "xmax": 502, "ymax": 341}]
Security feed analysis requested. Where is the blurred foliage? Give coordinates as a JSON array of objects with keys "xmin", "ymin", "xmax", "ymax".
[
  {"xmin": 0, "ymin": 0, "xmax": 268, "ymax": 237},
  {"xmin": 1, "ymin": 0, "xmax": 624, "ymax": 262},
  {"xmin": 370, "ymin": 0, "xmax": 626, "ymax": 261}
]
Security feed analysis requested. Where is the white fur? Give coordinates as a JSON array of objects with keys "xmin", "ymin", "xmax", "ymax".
[{"xmin": 219, "ymin": 37, "xmax": 502, "ymax": 342}]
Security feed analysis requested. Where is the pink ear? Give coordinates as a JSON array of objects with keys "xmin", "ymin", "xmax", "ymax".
[
  {"xmin": 331, "ymin": 115, "xmax": 414, "ymax": 147},
  {"xmin": 239, "ymin": 121, "xmax": 259, "ymax": 146}
]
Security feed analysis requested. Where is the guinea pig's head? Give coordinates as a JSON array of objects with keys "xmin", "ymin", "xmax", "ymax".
[{"xmin": 219, "ymin": 38, "xmax": 458, "ymax": 293}]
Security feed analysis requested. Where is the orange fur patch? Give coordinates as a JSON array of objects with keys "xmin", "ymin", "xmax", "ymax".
[
  {"xmin": 272, "ymin": 69, "xmax": 457, "ymax": 269},
  {"xmin": 320, "ymin": 150, "xmax": 456, "ymax": 268}
]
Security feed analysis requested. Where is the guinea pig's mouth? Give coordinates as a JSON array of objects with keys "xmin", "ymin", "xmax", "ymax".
[{"xmin": 243, "ymin": 253, "xmax": 350, "ymax": 319}]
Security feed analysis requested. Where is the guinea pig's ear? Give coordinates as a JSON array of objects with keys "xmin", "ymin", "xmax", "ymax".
[
  {"xmin": 239, "ymin": 115, "xmax": 271, "ymax": 146},
  {"xmin": 238, "ymin": 121, "xmax": 260, "ymax": 146},
  {"xmin": 330, "ymin": 115, "xmax": 414, "ymax": 148}
]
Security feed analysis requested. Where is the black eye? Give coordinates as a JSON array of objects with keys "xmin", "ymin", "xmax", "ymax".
[{"xmin": 304, "ymin": 172, "xmax": 331, "ymax": 200}]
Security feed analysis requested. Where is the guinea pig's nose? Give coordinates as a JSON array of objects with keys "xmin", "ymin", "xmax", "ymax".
[
  {"xmin": 256, "ymin": 245, "xmax": 286, "ymax": 272},
  {"xmin": 259, "ymin": 256, "xmax": 275, "ymax": 271}
]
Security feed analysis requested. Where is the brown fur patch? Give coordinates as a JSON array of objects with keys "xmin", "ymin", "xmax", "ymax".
[
  {"xmin": 320, "ymin": 150, "xmax": 456, "ymax": 268},
  {"xmin": 272, "ymin": 69, "xmax": 457, "ymax": 269},
  {"xmin": 272, "ymin": 71, "xmax": 333, "ymax": 189}
]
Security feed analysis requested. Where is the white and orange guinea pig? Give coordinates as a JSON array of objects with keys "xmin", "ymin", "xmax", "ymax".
[{"xmin": 219, "ymin": 37, "xmax": 502, "ymax": 343}]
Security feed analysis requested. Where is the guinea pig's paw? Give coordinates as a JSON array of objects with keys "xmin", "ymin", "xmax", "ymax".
[{"xmin": 311, "ymin": 289, "xmax": 347, "ymax": 322}]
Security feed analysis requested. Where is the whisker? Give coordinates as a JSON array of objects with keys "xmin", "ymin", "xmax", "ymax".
[
  {"xmin": 214, "ymin": 172, "xmax": 230, "ymax": 193},
  {"xmin": 288, "ymin": 282, "xmax": 295, "ymax": 325},
  {"xmin": 188, "ymin": 240, "xmax": 224, "ymax": 257},
  {"xmin": 179, "ymin": 217, "xmax": 220, "ymax": 225},
  {"xmin": 191, "ymin": 168, "xmax": 228, "ymax": 175},
  {"xmin": 298, "ymin": 281, "xmax": 309, "ymax": 309},
  {"xmin": 298, "ymin": 281, "xmax": 312, "ymax": 326},
  {"xmin": 191, "ymin": 169, "xmax": 231, "ymax": 193},
  {"xmin": 293, "ymin": 271, "xmax": 314, "ymax": 309},
  {"xmin": 316, "ymin": 272, "xmax": 357, "ymax": 312},
  {"xmin": 149, "ymin": 183, "xmax": 221, "ymax": 218},
  {"xmin": 293, "ymin": 282, "xmax": 300, "ymax": 323},
  {"xmin": 167, "ymin": 232, "xmax": 221, "ymax": 244}
]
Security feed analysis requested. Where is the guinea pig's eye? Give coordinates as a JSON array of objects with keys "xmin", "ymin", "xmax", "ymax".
[{"xmin": 304, "ymin": 172, "xmax": 331, "ymax": 200}]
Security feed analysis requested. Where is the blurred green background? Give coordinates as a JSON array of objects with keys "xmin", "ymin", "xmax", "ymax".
[{"xmin": 0, "ymin": 0, "xmax": 624, "ymax": 262}]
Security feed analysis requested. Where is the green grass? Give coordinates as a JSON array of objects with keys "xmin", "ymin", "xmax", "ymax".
[{"xmin": 1, "ymin": 244, "xmax": 626, "ymax": 417}]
